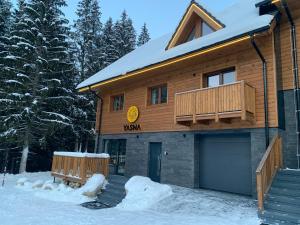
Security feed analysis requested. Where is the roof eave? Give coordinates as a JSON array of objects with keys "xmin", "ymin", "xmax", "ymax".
[{"xmin": 78, "ymin": 22, "xmax": 275, "ymax": 93}]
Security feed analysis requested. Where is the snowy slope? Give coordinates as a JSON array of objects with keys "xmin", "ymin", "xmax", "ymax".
[
  {"xmin": 0, "ymin": 172, "xmax": 260, "ymax": 225},
  {"xmin": 77, "ymin": 0, "xmax": 274, "ymax": 89}
]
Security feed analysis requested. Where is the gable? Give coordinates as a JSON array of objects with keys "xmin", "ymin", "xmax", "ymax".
[{"xmin": 166, "ymin": 2, "xmax": 225, "ymax": 50}]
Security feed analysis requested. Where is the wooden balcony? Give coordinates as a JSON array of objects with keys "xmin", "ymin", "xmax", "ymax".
[{"xmin": 175, "ymin": 81, "xmax": 256, "ymax": 125}]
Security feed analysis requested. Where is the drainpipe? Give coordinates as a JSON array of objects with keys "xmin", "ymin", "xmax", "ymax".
[
  {"xmin": 251, "ymin": 36, "xmax": 270, "ymax": 148},
  {"xmin": 89, "ymin": 87, "xmax": 103, "ymax": 153},
  {"xmin": 280, "ymin": 0, "xmax": 300, "ymax": 168}
]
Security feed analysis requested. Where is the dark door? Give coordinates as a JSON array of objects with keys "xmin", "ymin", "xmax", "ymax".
[
  {"xmin": 198, "ymin": 133, "xmax": 252, "ymax": 195},
  {"xmin": 104, "ymin": 139, "xmax": 126, "ymax": 175},
  {"xmin": 149, "ymin": 142, "xmax": 162, "ymax": 183}
]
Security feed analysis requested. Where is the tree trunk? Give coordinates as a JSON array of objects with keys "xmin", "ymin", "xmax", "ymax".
[
  {"xmin": 19, "ymin": 137, "xmax": 29, "ymax": 174},
  {"xmin": 75, "ymin": 138, "xmax": 79, "ymax": 152},
  {"xmin": 84, "ymin": 138, "xmax": 88, "ymax": 153}
]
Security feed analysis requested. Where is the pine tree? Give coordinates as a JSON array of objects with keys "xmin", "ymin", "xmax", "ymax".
[
  {"xmin": 72, "ymin": 0, "xmax": 103, "ymax": 152},
  {"xmin": 0, "ymin": 0, "xmax": 75, "ymax": 173},
  {"xmin": 0, "ymin": 0, "xmax": 12, "ymax": 145},
  {"xmin": 73, "ymin": 0, "xmax": 102, "ymax": 80},
  {"xmin": 114, "ymin": 11, "xmax": 136, "ymax": 58},
  {"xmin": 101, "ymin": 17, "xmax": 119, "ymax": 67},
  {"xmin": 0, "ymin": 0, "xmax": 12, "ymax": 36},
  {"xmin": 137, "ymin": 23, "xmax": 150, "ymax": 47}
]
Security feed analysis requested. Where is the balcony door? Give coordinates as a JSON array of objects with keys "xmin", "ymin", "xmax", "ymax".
[{"xmin": 206, "ymin": 68, "xmax": 236, "ymax": 88}]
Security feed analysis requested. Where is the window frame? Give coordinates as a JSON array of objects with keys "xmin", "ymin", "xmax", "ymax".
[
  {"xmin": 204, "ymin": 68, "xmax": 236, "ymax": 88},
  {"xmin": 110, "ymin": 94, "xmax": 125, "ymax": 112},
  {"xmin": 148, "ymin": 84, "xmax": 168, "ymax": 106}
]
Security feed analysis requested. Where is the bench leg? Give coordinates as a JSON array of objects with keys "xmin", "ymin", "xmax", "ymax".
[{"xmin": 53, "ymin": 177, "xmax": 56, "ymax": 183}]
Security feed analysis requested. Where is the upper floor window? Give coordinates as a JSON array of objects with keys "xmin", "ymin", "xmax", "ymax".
[
  {"xmin": 205, "ymin": 68, "xmax": 236, "ymax": 88},
  {"xmin": 111, "ymin": 94, "xmax": 124, "ymax": 111},
  {"xmin": 202, "ymin": 21, "xmax": 214, "ymax": 36},
  {"xmin": 184, "ymin": 20, "xmax": 215, "ymax": 43},
  {"xmin": 149, "ymin": 84, "xmax": 168, "ymax": 105}
]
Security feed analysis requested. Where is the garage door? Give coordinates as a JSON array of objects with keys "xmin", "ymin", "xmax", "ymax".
[{"xmin": 198, "ymin": 133, "xmax": 251, "ymax": 195}]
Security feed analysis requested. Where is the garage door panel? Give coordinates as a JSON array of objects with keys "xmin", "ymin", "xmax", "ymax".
[{"xmin": 198, "ymin": 133, "xmax": 251, "ymax": 195}]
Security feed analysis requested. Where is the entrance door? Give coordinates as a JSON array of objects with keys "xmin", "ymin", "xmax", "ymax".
[
  {"xmin": 198, "ymin": 133, "xmax": 252, "ymax": 195},
  {"xmin": 104, "ymin": 139, "xmax": 126, "ymax": 175},
  {"xmin": 149, "ymin": 142, "xmax": 162, "ymax": 183}
]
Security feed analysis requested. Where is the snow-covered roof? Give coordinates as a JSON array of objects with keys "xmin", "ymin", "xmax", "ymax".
[{"xmin": 77, "ymin": 0, "xmax": 275, "ymax": 90}]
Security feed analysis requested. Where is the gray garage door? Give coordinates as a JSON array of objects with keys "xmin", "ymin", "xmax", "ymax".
[{"xmin": 198, "ymin": 133, "xmax": 252, "ymax": 195}]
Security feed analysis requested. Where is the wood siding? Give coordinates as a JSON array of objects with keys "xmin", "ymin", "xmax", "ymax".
[
  {"xmin": 278, "ymin": 7, "xmax": 300, "ymax": 90},
  {"xmin": 95, "ymin": 33, "xmax": 279, "ymax": 135}
]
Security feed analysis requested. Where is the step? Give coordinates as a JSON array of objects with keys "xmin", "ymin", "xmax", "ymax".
[
  {"xmin": 97, "ymin": 194, "xmax": 124, "ymax": 207},
  {"xmin": 264, "ymin": 201, "xmax": 300, "ymax": 215},
  {"xmin": 266, "ymin": 195, "xmax": 300, "ymax": 207},
  {"xmin": 108, "ymin": 175, "xmax": 129, "ymax": 184},
  {"xmin": 262, "ymin": 209, "xmax": 300, "ymax": 224},
  {"xmin": 272, "ymin": 180, "xmax": 300, "ymax": 190},
  {"xmin": 276, "ymin": 174, "xmax": 300, "ymax": 184},
  {"xmin": 99, "ymin": 186, "xmax": 126, "ymax": 198},
  {"xmin": 278, "ymin": 170, "xmax": 300, "ymax": 177},
  {"xmin": 106, "ymin": 182, "xmax": 126, "ymax": 192},
  {"xmin": 103, "ymin": 187, "xmax": 126, "ymax": 197},
  {"xmin": 269, "ymin": 187, "xmax": 300, "ymax": 197},
  {"xmin": 261, "ymin": 217, "xmax": 299, "ymax": 225}
]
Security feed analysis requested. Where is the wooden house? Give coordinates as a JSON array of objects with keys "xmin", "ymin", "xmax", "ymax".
[{"xmin": 77, "ymin": 0, "xmax": 300, "ymax": 205}]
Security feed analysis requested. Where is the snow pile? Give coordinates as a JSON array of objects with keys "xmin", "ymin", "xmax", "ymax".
[
  {"xmin": 16, "ymin": 177, "xmax": 28, "ymax": 186},
  {"xmin": 76, "ymin": 174, "xmax": 106, "ymax": 197},
  {"xmin": 16, "ymin": 174, "xmax": 107, "ymax": 204},
  {"xmin": 117, "ymin": 176, "xmax": 173, "ymax": 211}
]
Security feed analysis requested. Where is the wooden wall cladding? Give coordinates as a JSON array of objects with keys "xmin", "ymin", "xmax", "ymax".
[{"xmin": 94, "ymin": 33, "xmax": 279, "ymax": 135}]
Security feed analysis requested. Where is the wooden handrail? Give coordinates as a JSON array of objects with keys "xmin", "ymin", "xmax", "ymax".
[{"xmin": 256, "ymin": 134, "xmax": 283, "ymax": 211}]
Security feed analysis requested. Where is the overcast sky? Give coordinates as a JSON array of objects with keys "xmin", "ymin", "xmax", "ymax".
[{"xmin": 12, "ymin": 0, "xmax": 239, "ymax": 39}]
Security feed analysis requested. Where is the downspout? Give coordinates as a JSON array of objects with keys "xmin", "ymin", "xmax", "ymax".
[
  {"xmin": 280, "ymin": 0, "xmax": 300, "ymax": 168},
  {"xmin": 251, "ymin": 36, "xmax": 270, "ymax": 148},
  {"xmin": 89, "ymin": 87, "xmax": 103, "ymax": 153}
]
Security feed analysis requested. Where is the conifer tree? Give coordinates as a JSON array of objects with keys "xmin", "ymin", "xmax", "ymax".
[
  {"xmin": 0, "ymin": 0, "xmax": 74, "ymax": 173},
  {"xmin": 101, "ymin": 17, "xmax": 119, "ymax": 67},
  {"xmin": 137, "ymin": 23, "xmax": 150, "ymax": 47},
  {"xmin": 114, "ymin": 11, "xmax": 136, "ymax": 58},
  {"xmin": 73, "ymin": 0, "xmax": 102, "ymax": 80}
]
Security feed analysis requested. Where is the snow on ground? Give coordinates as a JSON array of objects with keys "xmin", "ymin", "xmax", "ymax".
[
  {"xmin": 0, "ymin": 172, "xmax": 260, "ymax": 225},
  {"xmin": 117, "ymin": 176, "xmax": 173, "ymax": 210}
]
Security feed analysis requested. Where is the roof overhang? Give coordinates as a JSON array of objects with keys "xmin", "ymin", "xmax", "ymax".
[{"xmin": 78, "ymin": 20, "xmax": 277, "ymax": 93}]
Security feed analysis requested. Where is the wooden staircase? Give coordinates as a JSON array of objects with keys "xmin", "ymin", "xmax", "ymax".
[
  {"xmin": 260, "ymin": 169, "xmax": 300, "ymax": 225},
  {"xmin": 81, "ymin": 175, "xmax": 128, "ymax": 209}
]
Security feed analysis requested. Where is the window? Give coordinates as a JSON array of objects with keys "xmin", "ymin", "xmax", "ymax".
[
  {"xmin": 186, "ymin": 26, "xmax": 196, "ymax": 42},
  {"xmin": 205, "ymin": 68, "xmax": 236, "ymax": 88},
  {"xmin": 149, "ymin": 84, "xmax": 168, "ymax": 105},
  {"xmin": 111, "ymin": 94, "xmax": 124, "ymax": 111},
  {"xmin": 202, "ymin": 22, "xmax": 214, "ymax": 36}
]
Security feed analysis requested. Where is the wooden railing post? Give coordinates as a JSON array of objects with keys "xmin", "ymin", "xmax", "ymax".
[
  {"xmin": 192, "ymin": 92, "xmax": 196, "ymax": 123},
  {"xmin": 257, "ymin": 172, "xmax": 264, "ymax": 211},
  {"xmin": 241, "ymin": 81, "xmax": 246, "ymax": 120},
  {"xmin": 215, "ymin": 87, "xmax": 219, "ymax": 122}
]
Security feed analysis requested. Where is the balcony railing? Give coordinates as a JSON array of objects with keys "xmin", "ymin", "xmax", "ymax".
[{"xmin": 174, "ymin": 81, "xmax": 256, "ymax": 125}]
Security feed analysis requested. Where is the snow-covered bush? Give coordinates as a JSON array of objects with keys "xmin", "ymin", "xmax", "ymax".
[{"xmin": 117, "ymin": 176, "xmax": 173, "ymax": 211}]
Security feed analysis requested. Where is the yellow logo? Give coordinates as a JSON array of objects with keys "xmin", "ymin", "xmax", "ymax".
[{"xmin": 127, "ymin": 106, "xmax": 139, "ymax": 123}]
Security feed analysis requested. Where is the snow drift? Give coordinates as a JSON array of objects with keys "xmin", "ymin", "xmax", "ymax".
[{"xmin": 117, "ymin": 176, "xmax": 173, "ymax": 211}]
